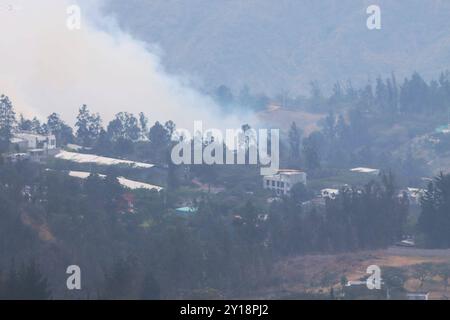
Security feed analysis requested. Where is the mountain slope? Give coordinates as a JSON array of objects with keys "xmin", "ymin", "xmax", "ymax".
[{"xmin": 104, "ymin": 0, "xmax": 450, "ymax": 95}]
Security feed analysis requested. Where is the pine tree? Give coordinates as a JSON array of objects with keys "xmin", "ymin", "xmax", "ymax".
[{"xmin": 418, "ymin": 173, "xmax": 450, "ymax": 248}]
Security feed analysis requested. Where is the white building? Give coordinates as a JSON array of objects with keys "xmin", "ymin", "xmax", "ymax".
[
  {"xmin": 321, "ymin": 188, "xmax": 339, "ymax": 200},
  {"xmin": 8, "ymin": 132, "xmax": 57, "ymax": 163},
  {"xmin": 263, "ymin": 169, "xmax": 307, "ymax": 196},
  {"xmin": 12, "ymin": 132, "xmax": 56, "ymax": 151},
  {"xmin": 399, "ymin": 187, "xmax": 425, "ymax": 205},
  {"xmin": 350, "ymin": 167, "xmax": 380, "ymax": 175}
]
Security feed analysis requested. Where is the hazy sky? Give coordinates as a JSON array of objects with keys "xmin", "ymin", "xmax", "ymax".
[{"xmin": 0, "ymin": 0, "xmax": 250, "ymax": 130}]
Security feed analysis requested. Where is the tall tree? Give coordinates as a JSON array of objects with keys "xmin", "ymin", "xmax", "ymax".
[
  {"xmin": 302, "ymin": 133, "xmax": 321, "ymax": 170},
  {"xmin": 75, "ymin": 104, "xmax": 102, "ymax": 146},
  {"xmin": 30, "ymin": 117, "xmax": 47, "ymax": 134},
  {"xmin": 139, "ymin": 112, "xmax": 148, "ymax": 139},
  {"xmin": 418, "ymin": 173, "xmax": 450, "ymax": 248},
  {"xmin": 400, "ymin": 72, "xmax": 429, "ymax": 114},
  {"xmin": 288, "ymin": 122, "xmax": 301, "ymax": 165},
  {"xmin": 18, "ymin": 114, "xmax": 33, "ymax": 131},
  {"xmin": 47, "ymin": 113, "xmax": 74, "ymax": 146},
  {"xmin": 107, "ymin": 112, "xmax": 140, "ymax": 142},
  {"xmin": 164, "ymin": 121, "xmax": 176, "ymax": 139},
  {"xmin": 0, "ymin": 95, "xmax": 16, "ymax": 153},
  {"xmin": 148, "ymin": 121, "xmax": 171, "ymax": 163}
]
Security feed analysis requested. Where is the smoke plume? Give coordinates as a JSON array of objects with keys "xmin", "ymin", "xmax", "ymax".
[{"xmin": 0, "ymin": 0, "xmax": 251, "ymax": 130}]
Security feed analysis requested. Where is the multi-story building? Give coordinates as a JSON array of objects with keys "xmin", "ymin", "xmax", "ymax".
[
  {"xmin": 263, "ymin": 169, "xmax": 307, "ymax": 196},
  {"xmin": 12, "ymin": 132, "xmax": 57, "ymax": 151},
  {"xmin": 8, "ymin": 131, "xmax": 57, "ymax": 163}
]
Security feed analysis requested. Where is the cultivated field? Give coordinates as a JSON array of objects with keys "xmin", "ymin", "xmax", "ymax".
[{"xmin": 252, "ymin": 247, "xmax": 450, "ymax": 299}]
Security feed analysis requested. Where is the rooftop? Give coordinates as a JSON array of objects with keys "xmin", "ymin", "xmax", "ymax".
[
  {"xmin": 175, "ymin": 207, "xmax": 198, "ymax": 213},
  {"xmin": 175, "ymin": 207, "xmax": 198, "ymax": 216},
  {"xmin": 278, "ymin": 169, "xmax": 305, "ymax": 173},
  {"xmin": 350, "ymin": 167, "xmax": 380, "ymax": 174},
  {"xmin": 435, "ymin": 124, "xmax": 450, "ymax": 134},
  {"xmin": 264, "ymin": 169, "xmax": 306, "ymax": 178},
  {"xmin": 55, "ymin": 151, "xmax": 154, "ymax": 169},
  {"xmin": 15, "ymin": 132, "xmax": 55, "ymax": 140},
  {"xmin": 10, "ymin": 137, "xmax": 26, "ymax": 144},
  {"xmin": 67, "ymin": 170, "xmax": 163, "ymax": 191}
]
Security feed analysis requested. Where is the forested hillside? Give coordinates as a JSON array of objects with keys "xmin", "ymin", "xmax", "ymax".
[{"xmin": 104, "ymin": 0, "xmax": 450, "ymax": 95}]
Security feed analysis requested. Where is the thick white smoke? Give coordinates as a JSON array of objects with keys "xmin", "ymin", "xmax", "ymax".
[{"xmin": 0, "ymin": 0, "xmax": 251, "ymax": 130}]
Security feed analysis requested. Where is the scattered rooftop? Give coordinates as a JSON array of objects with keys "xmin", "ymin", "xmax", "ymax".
[
  {"xmin": 175, "ymin": 207, "xmax": 198, "ymax": 216},
  {"xmin": 55, "ymin": 151, "xmax": 154, "ymax": 169},
  {"xmin": 321, "ymin": 188, "xmax": 340, "ymax": 199},
  {"xmin": 350, "ymin": 167, "xmax": 380, "ymax": 174},
  {"xmin": 67, "ymin": 170, "xmax": 163, "ymax": 191},
  {"xmin": 435, "ymin": 124, "xmax": 450, "ymax": 134}
]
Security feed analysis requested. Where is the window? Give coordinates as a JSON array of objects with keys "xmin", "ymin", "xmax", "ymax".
[
  {"xmin": 266, "ymin": 180, "xmax": 270, "ymax": 186},
  {"xmin": 281, "ymin": 182, "xmax": 284, "ymax": 188},
  {"xmin": 277, "ymin": 181, "xmax": 280, "ymax": 187},
  {"xmin": 272, "ymin": 181, "xmax": 275, "ymax": 187}
]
